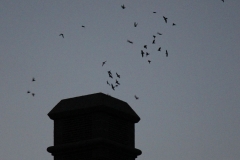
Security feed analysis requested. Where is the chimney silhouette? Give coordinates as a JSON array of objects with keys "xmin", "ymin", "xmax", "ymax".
[{"xmin": 47, "ymin": 92, "xmax": 142, "ymax": 160}]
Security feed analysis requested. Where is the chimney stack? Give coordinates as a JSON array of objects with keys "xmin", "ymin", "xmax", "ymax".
[{"xmin": 47, "ymin": 92, "xmax": 142, "ymax": 160}]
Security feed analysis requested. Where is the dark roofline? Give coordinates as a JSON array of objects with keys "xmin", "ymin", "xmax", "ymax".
[{"xmin": 48, "ymin": 92, "xmax": 140, "ymax": 123}]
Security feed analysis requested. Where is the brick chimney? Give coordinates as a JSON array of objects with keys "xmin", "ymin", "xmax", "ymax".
[{"xmin": 47, "ymin": 92, "xmax": 142, "ymax": 160}]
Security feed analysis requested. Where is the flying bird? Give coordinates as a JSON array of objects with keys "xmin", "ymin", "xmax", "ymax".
[
  {"xmin": 111, "ymin": 84, "xmax": 115, "ymax": 90},
  {"xmin": 107, "ymin": 81, "xmax": 110, "ymax": 85},
  {"xmin": 163, "ymin": 16, "xmax": 168, "ymax": 23},
  {"xmin": 59, "ymin": 33, "xmax": 64, "ymax": 38},
  {"xmin": 153, "ymin": 35, "xmax": 156, "ymax": 39},
  {"xmin": 222, "ymin": 0, "xmax": 224, "ymax": 2},
  {"xmin": 32, "ymin": 93, "xmax": 35, "ymax": 97},
  {"xmin": 146, "ymin": 52, "xmax": 150, "ymax": 56},
  {"xmin": 141, "ymin": 50, "xmax": 144, "ymax": 57},
  {"xmin": 134, "ymin": 95, "xmax": 139, "ymax": 99},
  {"xmin": 157, "ymin": 32, "xmax": 162, "ymax": 35},
  {"xmin": 172, "ymin": 23, "xmax": 176, "ymax": 26},
  {"xmin": 134, "ymin": 22, "xmax": 138, "ymax": 27},
  {"xmin": 153, "ymin": 12, "xmax": 156, "ymax": 13},
  {"xmin": 116, "ymin": 72, "xmax": 120, "ymax": 78},
  {"xmin": 116, "ymin": 80, "xmax": 120, "ymax": 85},
  {"xmin": 127, "ymin": 40, "xmax": 133, "ymax": 44},
  {"xmin": 166, "ymin": 50, "xmax": 168, "ymax": 57},
  {"xmin": 121, "ymin": 4, "xmax": 125, "ymax": 9},
  {"xmin": 32, "ymin": 78, "xmax": 35, "ymax": 82},
  {"xmin": 158, "ymin": 47, "xmax": 161, "ymax": 51},
  {"xmin": 27, "ymin": 91, "xmax": 30, "ymax": 93},
  {"xmin": 148, "ymin": 60, "xmax": 151, "ymax": 64},
  {"xmin": 144, "ymin": 45, "xmax": 147, "ymax": 49},
  {"xmin": 82, "ymin": 25, "xmax": 85, "ymax": 28},
  {"xmin": 152, "ymin": 39, "xmax": 155, "ymax": 44},
  {"xmin": 109, "ymin": 74, "xmax": 113, "ymax": 78},
  {"xmin": 102, "ymin": 61, "xmax": 106, "ymax": 66}
]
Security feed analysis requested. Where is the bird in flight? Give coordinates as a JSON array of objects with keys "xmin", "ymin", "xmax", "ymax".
[
  {"xmin": 134, "ymin": 22, "xmax": 138, "ymax": 27},
  {"xmin": 121, "ymin": 4, "xmax": 125, "ymax": 9},
  {"xmin": 107, "ymin": 81, "xmax": 110, "ymax": 85},
  {"xmin": 222, "ymin": 0, "xmax": 224, "ymax": 2},
  {"xmin": 172, "ymin": 23, "xmax": 176, "ymax": 26},
  {"xmin": 157, "ymin": 32, "xmax": 162, "ymax": 35},
  {"xmin": 144, "ymin": 45, "xmax": 147, "ymax": 49},
  {"xmin": 59, "ymin": 33, "xmax": 64, "ymax": 38},
  {"xmin": 134, "ymin": 95, "xmax": 139, "ymax": 99},
  {"xmin": 153, "ymin": 11, "xmax": 156, "ymax": 13},
  {"xmin": 163, "ymin": 16, "xmax": 168, "ymax": 23},
  {"xmin": 152, "ymin": 39, "xmax": 155, "ymax": 44},
  {"xmin": 116, "ymin": 72, "xmax": 120, "ymax": 78},
  {"xmin": 166, "ymin": 50, "xmax": 168, "ymax": 57},
  {"xmin": 82, "ymin": 25, "xmax": 85, "ymax": 28},
  {"xmin": 146, "ymin": 52, "xmax": 150, "ymax": 56},
  {"xmin": 27, "ymin": 91, "xmax": 30, "ymax": 94},
  {"xmin": 102, "ymin": 61, "xmax": 106, "ymax": 66},
  {"xmin": 109, "ymin": 74, "xmax": 113, "ymax": 78},
  {"xmin": 116, "ymin": 80, "xmax": 120, "ymax": 85},
  {"xmin": 127, "ymin": 40, "xmax": 133, "ymax": 44},
  {"xmin": 111, "ymin": 84, "xmax": 115, "ymax": 90},
  {"xmin": 32, "ymin": 78, "xmax": 35, "ymax": 82},
  {"xmin": 148, "ymin": 60, "xmax": 151, "ymax": 64},
  {"xmin": 153, "ymin": 35, "xmax": 156, "ymax": 39},
  {"xmin": 32, "ymin": 93, "xmax": 35, "ymax": 97},
  {"xmin": 141, "ymin": 50, "xmax": 144, "ymax": 57},
  {"xmin": 158, "ymin": 47, "xmax": 161, "ymax": 51}
]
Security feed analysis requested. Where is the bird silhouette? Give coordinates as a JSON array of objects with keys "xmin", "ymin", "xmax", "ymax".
[
  {"xmin": 166, "ymin": 50, "xmax": 168, "ymax": 57},
  {"xmin": 144, "ymin": 45, "xmax": 147, "ymax": 49},
  {"xmin": 152, "ymin": 39, "xmax": 155, "ymax": 44},
  {"xmin": 158, "ymin": 47, "xmax": 161, "ymax": 51},
  {"xmin": 107, "ymin": 81, "xmax": 110, "ymax": 85},
  {"xmin": 157, "ymin": 32, "xmax": 162, "ymax": 35},
  {"xmin": 141, "ymin": 50, "xmax": 144, "ymax": 57},
  {"xmin": 111, "ymin": 84, "xmax": 115, "ymax": 90},
  {"xmin": 116, "ymin": 72, "xmax": 120, "ymax": 78},
  {"xmin": 134, "ymin": 95, "xmax": 139, "ymax": 99},
  {"xmin": 59, "ymin": 33, "xmax": 64, "ymax": 38},
  {"xmin": 172, "ymin": 23, "xmax": 176, "ymax": 26},
  {"xmin": 134, "ymin": 22, "xmax": 138, "ymax": 27},
  {"xmin": 102, "ymin": 61, "xmax": 106, "ymax": 66},
  {"xmin": 27, "ymin": 91, "xmax": 30, "ymax": 93},
  {"xmin": 127, "ymin": 40, "xmax": 133, "ymax": 44},
  {"xmin": 32, "ymin": 78, "xmax": 35, "ymax": 82},
  {"xmin": 148, "ymin": 60, "xmax": 151, "ymax": 64},
  {"xmin": 116, "ymin": 80, "xmax": 120, "ymax": 85},
  {"xmin": 153, "ymin": 35, "xmax": 156, "ymax": 39},
  {"xmin": 153, "ymin": 12, "xmax": 156, "ymax": 13},
  {"xmin": 163, "ymin": 16, "xmax": 168, "ymax": 23},
  {"xmin": 222, "ymin": 0, "xmax": 224, "ymax": 2},
  {"xmin": 146, "ymin": 52, "xmax": 150, "ymax": 56},
  {"xmin": 109, "ymin": 74, "xmax": 113, "ymax": 78},
  {"xmin": 82, "ymin": 25, "xmax": 85, "ymax": 28},
  {"xmin": 32, "ymin": 93, "xmax": 35, "ymax": 97},
  {"xmin": 121, "ymin": 4, "xmax": 125, "ymax": 9}
]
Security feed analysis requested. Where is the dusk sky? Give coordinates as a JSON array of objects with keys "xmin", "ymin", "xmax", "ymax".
[{"xmin": 0, "ymin": 1, "xmax": 240, "ymax": 160}]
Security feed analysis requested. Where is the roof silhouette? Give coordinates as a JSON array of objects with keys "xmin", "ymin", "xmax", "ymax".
[{"xmin": 48, "ymin": 92, "xmax": 140, "ymax": 122}]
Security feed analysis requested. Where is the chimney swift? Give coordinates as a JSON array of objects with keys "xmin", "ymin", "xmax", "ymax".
[
  {"xmin": 59, "ymin": 33, "xmax": 64, "ymax": 38},
  {"xmin": 163, "ymin": 16, "xmax": 168, "ymax": 23}
]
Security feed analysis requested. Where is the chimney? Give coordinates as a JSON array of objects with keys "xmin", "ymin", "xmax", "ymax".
[{"xmin": 47, "ymin": 92, "xmax": 142, "ymax": 160}]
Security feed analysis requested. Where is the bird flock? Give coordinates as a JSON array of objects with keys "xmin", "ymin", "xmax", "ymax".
[{"xmin": 29, "ymin": 1, "xmax": 225, "ymax": 99}]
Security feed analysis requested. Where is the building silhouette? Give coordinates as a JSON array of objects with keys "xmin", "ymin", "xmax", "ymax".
[{"xmin": 47, "ymin": 92, "xmax": 142, "ymax": 160}]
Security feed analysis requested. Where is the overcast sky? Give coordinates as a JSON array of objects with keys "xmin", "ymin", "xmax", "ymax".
[{"xmin": 0, "ymin": 0, "xmax": 240, "ymax": 160}]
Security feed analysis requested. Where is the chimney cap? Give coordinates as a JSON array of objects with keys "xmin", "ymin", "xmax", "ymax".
[{"xmin": 48, "ymin": 92, "xmax": 140, "ymax": 122}]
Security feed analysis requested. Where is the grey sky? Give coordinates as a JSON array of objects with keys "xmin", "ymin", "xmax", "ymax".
[{"xmin": 0, "ymin": 0, "xmax": 240, "ymax": 160}]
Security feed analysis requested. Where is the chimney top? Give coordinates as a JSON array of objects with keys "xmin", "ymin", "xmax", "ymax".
[{"xmin": 48, "ymin": 92, "xmax": 140, "ymax": 122}]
